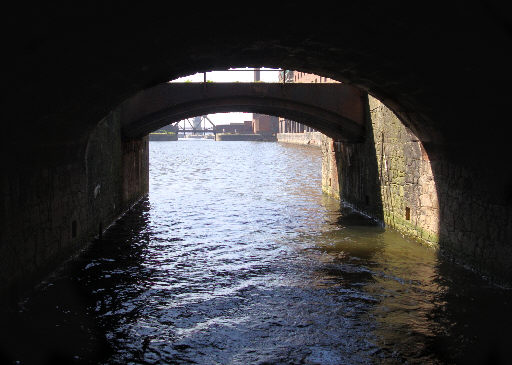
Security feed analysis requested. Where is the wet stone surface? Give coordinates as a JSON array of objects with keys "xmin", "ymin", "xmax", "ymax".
[{"xmin": 2, "ymin": 140, "xmax": 512, "ymax": 364}]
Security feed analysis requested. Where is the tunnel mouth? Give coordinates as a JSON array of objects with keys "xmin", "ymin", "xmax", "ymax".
[
  {"xmin": 116, "ymin": 66, "xmax": 441, "ymax": 256},
  {"xmin": 133, "ymin": 68, "xmax": 436, "ymax": 250}
]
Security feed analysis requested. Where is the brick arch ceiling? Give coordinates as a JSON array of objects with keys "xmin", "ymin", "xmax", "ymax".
[{"xmin": 4, "ymin": 2, "xmax": 512, "ymax": 176}]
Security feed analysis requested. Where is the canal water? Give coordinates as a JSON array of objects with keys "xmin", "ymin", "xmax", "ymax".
[{"xmin": 2, "ymin": 140, "xmax": 512, "ymax": 364}]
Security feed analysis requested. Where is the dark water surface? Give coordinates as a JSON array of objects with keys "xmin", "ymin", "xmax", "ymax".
[{"xmin": 2, "ymin": 140, "xmax": 512, "ymax": 364}]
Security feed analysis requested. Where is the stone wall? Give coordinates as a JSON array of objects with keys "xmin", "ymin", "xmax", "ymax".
[
  {"xmin": 321, "ymin": 124, "xmax": 383, "ymax": 222},
  {"xmin": 0, "ymin": 113, "xmax": 149, "ymax": 301},
  {"xmin": 321, "ymin": 136, "xmax": 341, "ymax": 200},
  {"xmin": 322, "ymin": 95, "xmax": 512, "ymax": 282},
  {"xmin": 215, "ymin": 134, "xmax": 271, "ymax": 141},
  {"xmin": 149, "ymin": 133, "xmax": 178, "ymax": 141},
  {"xmin": 277, "ymin": 132, "xmax": 323, "ymax": 147},
  {"xmin": 322, "ymin": 95, "xmax": 438, "ymax": 244},
  {"xmin": 122, "ymin": 137, "xmax": 150, "ymax": 205},
  {"xmin": 369, "ymin": 96, "xmax": 439, "ymax": 245},
  {"xmin": 432, "ymin": 153, "xmax": 512, "ymax": 282}
]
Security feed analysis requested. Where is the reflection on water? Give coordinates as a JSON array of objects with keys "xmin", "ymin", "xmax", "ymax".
[{"xmin": 1, "ymin": 140, "xmax": 512, "ymax": 364}]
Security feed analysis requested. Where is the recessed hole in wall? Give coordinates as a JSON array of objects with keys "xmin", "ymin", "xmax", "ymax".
[
  {"xmin": 329, "ymin": 178, "xmax": 332, "ymax": 187},
  {"xmin": 405, "ymin": 207, "xmax": 411, "ymax": 220},
  {"xmin": 71, "ymin": 220, "xmax": 77, "ymax": 238}
]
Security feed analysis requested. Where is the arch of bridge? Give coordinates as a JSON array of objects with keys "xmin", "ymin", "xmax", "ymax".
[
  {"xmin": 119, "ymin": 82, "xmax": 366, "ymax": 141},
  {"xmin": 4, "ymin": 2, "xmax": 512, "ymax": 181},
  {"xmin": 2, "ymin": 1, "xmax": 512, "ymax": 288}
]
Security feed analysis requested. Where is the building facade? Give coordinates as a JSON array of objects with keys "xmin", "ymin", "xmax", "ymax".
[
  {"xmin": 215, "ymin": 121, "xmax": 253, "ymax": 134},
  {"xmin": 252, "ymin": 114, "xmax": 279, "ymax": 134}
]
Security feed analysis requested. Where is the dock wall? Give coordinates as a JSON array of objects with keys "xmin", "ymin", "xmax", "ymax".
[{"xmin": 277, "ymin": 132, "xmax": 323, "ymax": 147}]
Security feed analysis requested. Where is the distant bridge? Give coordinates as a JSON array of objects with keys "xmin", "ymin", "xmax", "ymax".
[
  {"xmin": 119, "ymin": 82, "xmax": 365, "ymax": 142},
  {"xmin": 177, "ymin": 129, "xmax": 215, "ymax": 134}
]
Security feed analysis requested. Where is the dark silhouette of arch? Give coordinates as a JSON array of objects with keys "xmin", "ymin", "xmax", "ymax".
[{"xmin": 2, "ymin": 2, "xmax": 512, "ymax": 293}]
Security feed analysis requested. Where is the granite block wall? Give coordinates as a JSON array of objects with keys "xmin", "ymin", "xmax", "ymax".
[
  {"xmin": 0, "ymin": 112, "xmax": 149, "ymax": 300},
  {"xmin": 322, "ymin": 95, "xmax": 512, "ymax": 282}
]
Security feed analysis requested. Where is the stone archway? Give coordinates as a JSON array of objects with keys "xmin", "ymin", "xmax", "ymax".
[{"xmin": 2, "ymin": 2, "xmax": 512, "ymax": 295}]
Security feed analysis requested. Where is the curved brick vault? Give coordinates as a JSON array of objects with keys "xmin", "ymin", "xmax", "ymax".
[
  {"xmin": 4, "ymin": 2, "xmax": 511, "ymax": 184},
  {"xmin": 2, "ymin": 1, "xmax": 512, "ymax": 291}
]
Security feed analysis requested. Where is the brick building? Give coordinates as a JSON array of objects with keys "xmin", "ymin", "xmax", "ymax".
[
  {"xmin": 215, "ymin": 115, "xmax": 279, "ymax": 135},
  {"xmin": 215, "ymin": 120, "xmax": 253, "ymax": 134},
  {"xmin": 252, "ymin": 113, "xmax": 279, "ymax": 134}
]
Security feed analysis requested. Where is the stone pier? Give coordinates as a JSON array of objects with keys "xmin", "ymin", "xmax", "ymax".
[{"xmin": 322, "ymin": 95, "xmax": 512, "ymax": 282}]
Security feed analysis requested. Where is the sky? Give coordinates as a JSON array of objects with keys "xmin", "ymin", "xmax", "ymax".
[{"xmin": 170, "ymin": 68, "xmax": 280, "ymax": 126}]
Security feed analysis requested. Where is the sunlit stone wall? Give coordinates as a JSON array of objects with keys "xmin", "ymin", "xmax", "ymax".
[
  {"xmin": 322, "ymin": 95, "xmax": 439, "ymax": 247},
  {"xmin": 369, "ymin": 95, "xmax": 439, "ymax": 246},
  {"xmin": 323, "ymin": 94, "xmax": 512, "ymax": 283}
]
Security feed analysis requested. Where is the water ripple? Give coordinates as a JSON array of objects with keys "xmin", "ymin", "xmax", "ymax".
[{"xmin": 3, "ymin": 140, "xmax": 512, "ymax": 364}]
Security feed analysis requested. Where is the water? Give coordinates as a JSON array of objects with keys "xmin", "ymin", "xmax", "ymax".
[{"xmin": 2, "ymin": 140, "xmax": 512, "ymax": 364}]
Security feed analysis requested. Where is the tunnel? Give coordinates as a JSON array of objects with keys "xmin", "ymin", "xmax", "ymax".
[{"xmin": 2, "ymin": 0, "xmax": 512, "ymax": 313}]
